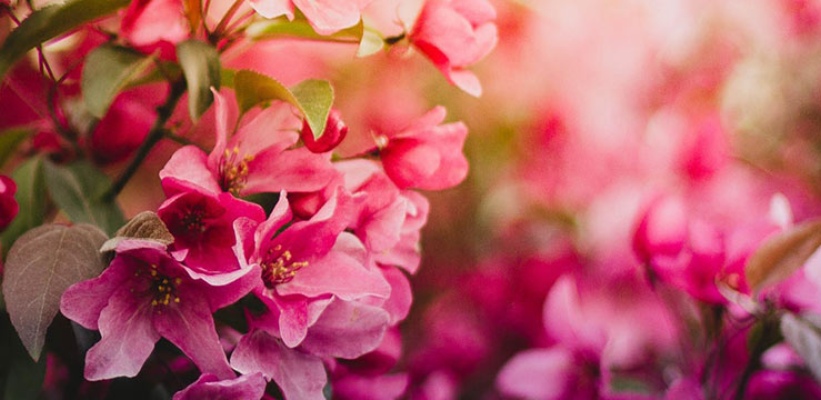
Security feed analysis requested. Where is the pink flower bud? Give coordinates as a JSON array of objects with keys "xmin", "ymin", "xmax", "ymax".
[
  {"xmin": 301, "ymin": 109, "xmax": 348, "ymax": 153},
  {"xmin": 0, "ymin": 175, "xmax": 18, "ymax": 232}
]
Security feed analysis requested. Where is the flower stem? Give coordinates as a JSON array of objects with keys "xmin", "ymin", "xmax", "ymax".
[{"xmin": 104, "ymin": 79, "xmax": 187, "ymax": 201}]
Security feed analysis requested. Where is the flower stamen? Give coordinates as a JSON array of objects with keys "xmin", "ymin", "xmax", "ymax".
[
  {"xmin": 219, "ymin": 146, "xmax": 254, "ymax": 196},
  {"xmin": 260, "ymin": 245, "xmax": 308, "ymax": 288}
]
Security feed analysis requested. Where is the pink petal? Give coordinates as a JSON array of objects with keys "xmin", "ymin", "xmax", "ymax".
[
  {"xmin": 84, "ymin": 293, "xmax": 159, "ymax": 380},
  {"xmin": 231, "ymin": 330, "xmax": 327, "ymax": 400},
  {"xmin": 160, "ymin": 145, "xmax": 221, "ymax": 195},
  {"xmin": 270, "ymin": 295, "xmax": 332, "ymax": 348},
  {"xmin": 496, "ymin": 347, "xmax": 574, "ymax": 399},
  {"xmin": 276, "ymin": 236, "xmax": 391, "ymax": 301},
  {"xmin": 207, "ymin": 89, "xmax": 231, "ymax": 172},
  {"xmin": 60, "ymin": 262, "xmax": 132, "ymax": 330},
  {"xmin": 249, "ymin": 0, "xmax": 294, "ymax": 19},
  {"xmin": 154, "ymin": 295, "xmax": 234, "ymax": 380},
  {"xmin": 300, "ymin": 298, "xmax": 390, "ymax": 359},
  {"xmin": 245, "ymin": 147, "xmax": 336, "ymax": 195},
  {"xmin": 292, "ymin": 0, "xmax": 367, "ymax": 35},
  {"xmin": 446, "ymin": 68, "xmax": 482, "ymax": 97},
  {"xmin": 172, "ymin": 372, "xmax": 266, "ymax": 400}
]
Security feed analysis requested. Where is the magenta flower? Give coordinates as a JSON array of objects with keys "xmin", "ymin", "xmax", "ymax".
[
  {"xmin": 157, "ymin": 185, "xmax": 265, "ymax": 274},
  {"xmin": 160, "ymin": 90, "xmax": 336, "ymax": 198},
  {"xmin": 376, "ymin": 106, "xmax": 469, "ymax": 191},
  {"xmin": 235, "ymin": 191, "xmax": 391, "ymax": 348},
  {"xmin": 231, "ymin": 299, "xmax": 391, "ymax": 400},
  {"xmin": 0, "ymin": 175, "xmax": 18, "ymax": 231},
  {"xmin": 248, "ymin": 0, "xmax": 373, "ymax": 35},
  {"xmin": 172, "ymin": 372, "xmax": 266, "ymax": 400},
  {"xmin": 60, "ymin": 240, "xmax": 255, "ymax": 381},
  {"xmin": 409, "ymin": 0, "xmax": 498, "ymax": 97}
]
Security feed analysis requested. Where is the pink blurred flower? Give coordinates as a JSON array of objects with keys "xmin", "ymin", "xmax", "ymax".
[
  {"xmin": 172, "ymin": 372, "xmax": 266, "ymax": 400},
  {"xmin": 89, "ymin": 88, "xmax": 159, "ymax": 165},
  {"xmin": 377, "ymin": 106, "xmax": 469, "ymax": 191},
  {"xmin": 249, "ymin": 0, "xmax": 372, "ymax": 35},
  {"xmin": 0, "ymin": 175, "xmax": 18, "ymax": 232},
  {"xmin": 60, "ymin": 240, "xmax": 254, "ymax": 381},
  {"xmin": 409, "ymin": 0, "xmax": 498, "ymax": 97},
  {"xmin": 121, "ymin": 0, "xmax": 189, "ymax": 59}
]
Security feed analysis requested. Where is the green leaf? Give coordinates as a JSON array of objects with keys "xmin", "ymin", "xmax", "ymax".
[
  {"xmin": 43, "ymin": 160, "xmax": 125, "ymax": 236},
  {"xmin": 247, "ymin": 17, "xmax": 382, "ymax": 58},
  {"xmin": 291, "ymin": 80, "xmax": 334, "ymax": 139},
  {"xmin": 176, "ymin": 39, "xmax": 221, "ymax": 121},
  {"xmin": 247, "ymin": 16, "xmax": 363, "ymax": 43},
  {"xmin": 0, "ymin": 0, "xmax": 130, "ymax": 80},
  {"xmin": 233, "ymin": 70, "xmax": 334, "ymax": 139},
  {"xmin": 745, "ymin": 218, "xmax": 821, "ymax": 293},
  {"xmin": 0, "ymin": 127, "xmax": 32, "ymax": 169},
  {"xmin": 2, "ymin": 223, "xmax": 108, "ymax": 361},
  {"xmin": 0, "ymin": 158, "xmax": 47, "ymax": 253},
  {"xmin": 82, "ymin": 44, "xmax": 156, "ymax": 118}
]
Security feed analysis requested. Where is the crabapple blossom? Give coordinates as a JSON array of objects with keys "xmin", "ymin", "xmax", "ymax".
[
  {"xmin": 409, "ymin": 0, "xmax": 498, "ymax": 96},
  {"xmin": 160, "ymin": 90, "xmax": 336, "ymax": 198},
  {"xmin": 376, "ymin": 106, "xmax": 468, "ymax": 191},
  {"xmin": 60, "ymin": 240, "xmax": 256, "ymax": 381}
]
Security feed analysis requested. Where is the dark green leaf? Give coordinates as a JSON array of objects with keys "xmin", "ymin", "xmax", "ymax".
[
  {"xmin": 176, "ymin": 39, "xmax": 221, "ymax": 120},
  {"xmin": 43, "ymin": 160, "xmax": 125, "ymax": 235},
  {"xmin": 745, "ymin": 218, "xmax": 821, "ymax": 293},
  {"xmin": 82, "ymin": 44, "xmax": 156, "ymax": 118},
  {"xmin": 0, "ymin": 0, "xmax": 130, "ymax": 80},
  {"xmin": 2, "ymin": 223, "xmax": 108, "ymax": 360},
  {"xmin": 0, "ymin": 158, "xmax": 47, "ymax": 253},
  {"xmin": 0, "ymin": 127, "xmax": 31, "ymax": 169},
  {"xmin": 233, "ymin": 70, "xmax": 334, "ymax": 139}
]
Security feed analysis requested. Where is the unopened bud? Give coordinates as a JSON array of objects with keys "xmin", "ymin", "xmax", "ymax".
[{"xmin": 301, "ymin": 109, "xmax": 348, "ymax": 153}]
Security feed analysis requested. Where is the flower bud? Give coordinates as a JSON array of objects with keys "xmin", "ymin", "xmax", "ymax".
[
  {"xmin": 301, "ymin": 109, "xmax": 348, "ymax": 153},
  {"xmin": 0, "ymin": 175, "xmax": 19, "ymax": 232}
]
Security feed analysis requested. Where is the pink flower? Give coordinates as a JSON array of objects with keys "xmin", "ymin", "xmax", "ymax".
[
  {"xmin": 376, "ymin": 106, "xmax": 469, "ymax": 191},
  {"xmin": 231, "ymin": 299, "xmax": 391, "ymax": 399},
  {"xmin": 89, "ymin": 88, "xmax": 159, "ymax": 165},
  {"xmin": 121, "ymin": 0, "xmax": 189, "ymax": 59},
  {"xmin": 60, "ymin": 240, "xmax": 255, "ymax": 381},
  {"xmin": 235, "ymin": 191, "xmax": 391, "ymax": 348},
  {"xmin": 0, "ymin": 175, "xmax": 18, "ymax": 231},
  {"xmin": 160, "ymin": 90, "xmax": 336, "ymax": 198},
  {"xmin": 157, "ymin": 185, "xmax": 265, "ymax": 274},
  {"xmin": 409, "ymin": 0, "xmax": 498, "ymax": 97},
  {"xmin": 248, "ymin": 0, "xmax": 372, "ymax": 35},
  {"xmin": 172, "ymin": 372, "xmax": 267, "ymax": 400}
]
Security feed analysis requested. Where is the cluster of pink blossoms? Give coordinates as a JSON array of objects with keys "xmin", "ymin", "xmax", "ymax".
[{"xmin": 0, "ymin": 0, "xmax": 495, "ymax": 397}]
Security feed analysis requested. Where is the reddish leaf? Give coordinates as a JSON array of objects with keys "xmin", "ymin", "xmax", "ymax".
[
  {"xmin": 745, "ymin": 219, "xmax": 821, "ymax": 293},
  {"xmin": 2, "ymin": 223, "xmax": 107, "ymax": 360}
]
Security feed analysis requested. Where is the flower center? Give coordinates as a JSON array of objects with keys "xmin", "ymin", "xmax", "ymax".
[
  {"xmin": 181, "ymin": 208, "xmax": 205, "ymax": 236},
  {"xmin": 260, "ymin": 245, "xmax": 309, "ymax": 288},
  {"xmin": 142, "ymin": 264, "xmax": 182, "ymax": 309},
  {"xmin": 219, "ymin": 147, "xmax": 254, "ymax": 196}
]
